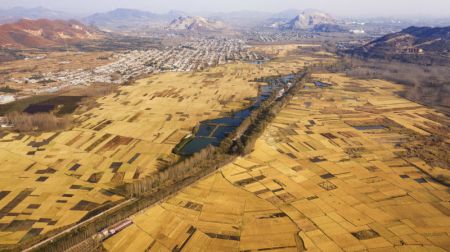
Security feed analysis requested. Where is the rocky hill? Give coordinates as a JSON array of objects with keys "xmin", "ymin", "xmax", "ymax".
[
  {"xmin": 167, "ymin": 16, "xmax": 228, "ymax": 32},
  {"xmin": 0, "ymin": 19, "xmax": 103, "ymax": 49},
  {"xmin": 342, "ymin": 27, "xmax": 450, "ymax": 112},
  {"xmin": 348, "ymin": 26, "xmax": 450, "ymax": 64},
  {"xmin": 273, "ymin": 10, "xmax": 336, "ymax": 30}
]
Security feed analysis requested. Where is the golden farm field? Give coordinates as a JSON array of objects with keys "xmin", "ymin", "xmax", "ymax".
[
  {"xmin": 103, "ymin": 73, "xmax": 450, "ymax": 251},
  {"xmin": 0, "ymin": 51, "xmax": 313, "ymax": 245}
]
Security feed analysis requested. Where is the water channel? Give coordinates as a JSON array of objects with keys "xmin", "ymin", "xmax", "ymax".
[{"xmin": 176, "ymin": 73, "xmax": 300, "ymax": 155}]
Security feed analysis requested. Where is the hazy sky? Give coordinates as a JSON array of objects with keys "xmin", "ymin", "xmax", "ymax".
[{"xmin": 2, "ymin": 0, "xmax": 450, "ymax": 17}]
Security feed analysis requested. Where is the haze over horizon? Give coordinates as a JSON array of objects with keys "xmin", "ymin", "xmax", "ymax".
[{"xmin": 1, "ymin": 0, "xmax": 450, "ymax": 18}]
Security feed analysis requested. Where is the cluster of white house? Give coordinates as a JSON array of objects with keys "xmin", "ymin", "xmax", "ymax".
[{"xmin": 10, "ymin": 39, "xmax": 265, "ymax": 92}]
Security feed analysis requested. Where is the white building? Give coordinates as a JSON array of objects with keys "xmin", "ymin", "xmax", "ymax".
[{"xmin": 350, "ymin": 29, "xmax": 365, "ymax": 34}]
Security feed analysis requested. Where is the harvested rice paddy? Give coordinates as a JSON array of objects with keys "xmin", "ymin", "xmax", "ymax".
[
  {"xmin": 0, "ymin": 47, "xmax": 314, "ymax": 245},
  {"xmin": 103, "ymin": 69, "xmax": 450, "ymax": 251}
]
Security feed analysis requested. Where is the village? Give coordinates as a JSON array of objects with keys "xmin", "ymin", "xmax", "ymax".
[
  {"xmin": 244, "ymin": 31, "xmax": 316, "ymax": 43},
  {"xmin": 0, "ymin": 39, "xmax": 265, "ymax": 104}
]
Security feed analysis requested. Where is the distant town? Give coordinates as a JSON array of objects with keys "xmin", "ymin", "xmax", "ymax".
[{"xmin": 1, "ymin": 39, "xmax": 266, "ymax": 104}]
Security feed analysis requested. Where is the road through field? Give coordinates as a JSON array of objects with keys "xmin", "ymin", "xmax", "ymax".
[{"xmin": 23, "ymin": 198, "xmax": 135, "ymax": 252}]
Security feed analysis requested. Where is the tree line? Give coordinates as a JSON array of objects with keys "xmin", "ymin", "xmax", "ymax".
[{"xmin": 5, "ymin": 112, "xmax": 71, "ymax": 132}]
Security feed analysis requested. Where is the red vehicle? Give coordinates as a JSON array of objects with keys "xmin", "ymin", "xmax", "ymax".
[{"xmin": 99, "ymin": 219, "xmax": 133, "ymax": 240}]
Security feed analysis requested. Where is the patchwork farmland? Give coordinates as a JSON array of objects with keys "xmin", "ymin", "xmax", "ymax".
[
  {"xmin": 0, "ymin": 48, "xmax": 314, "ymax": 246},
  {"xmin": 103, "ymin": 72, "xmax": 450, "ymax": 251}
]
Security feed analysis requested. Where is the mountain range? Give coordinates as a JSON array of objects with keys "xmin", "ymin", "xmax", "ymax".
[
  {"xmin": 0, "ymin": 7, "xmax": 74, "ymax": 24},
  {"xmin": 83, "ymin": 8, "xmax": 187, "ymax": 31},
  {"xmin": 0, "ymin": 7, "xmax": 346, "ymax": 31},
  {"xmin": 0, "ymin": 19, "xmax": 103, "ymax": 49}
]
